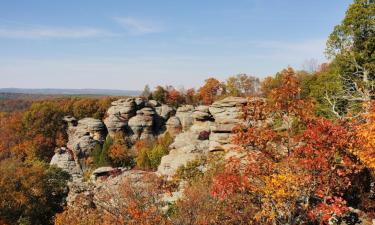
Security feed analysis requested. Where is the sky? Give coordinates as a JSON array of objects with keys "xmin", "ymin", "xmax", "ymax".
[{"xmin": 0, "ymin": 0, "xmax": 352, "ymax": 90}]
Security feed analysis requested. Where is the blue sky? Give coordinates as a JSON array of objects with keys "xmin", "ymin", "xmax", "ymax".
[{"xmin": 0, "ymin": 0, "xmax": 352, "ymax": 90}]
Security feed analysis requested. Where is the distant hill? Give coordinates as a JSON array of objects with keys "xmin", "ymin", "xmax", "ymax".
[{"xmin": 0, "ymin": 88, "xmax": 141, "ymax": 96}]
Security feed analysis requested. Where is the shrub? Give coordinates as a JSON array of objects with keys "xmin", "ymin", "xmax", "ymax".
[
  {"xmin": 91, "ymin": 136, "xmax": 112, "ymax": 168},
  {"xmin": 136, "ymin": 132, "xmax": 174, "ymax": 171},
  {"xmin": 175, "ymin": 157, "xmax": 206, "ymax": 183},
  {"xmin": 109, "ymin": 143, "xmax": 134, "ymax": 168}
]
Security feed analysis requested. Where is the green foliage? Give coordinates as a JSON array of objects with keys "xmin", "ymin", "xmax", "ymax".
[
  {"xmin": 136, "ymin": 132, "xmax": 173, "ymax": 171},
  {"xmin": 225, "ymin": 74, "xmax": 260, "ymax": 97},
  {"xmin": 152, "ymin": 86, "xmax": 168, "ymax": 103},
  {"xmin": 326, "ymin": 0, "xmax": 375, "ymax": 91},
  {"xmin": 175, "ymin": 158, "xmax": 206, "ymax": 183},
  {"xmin": 141, "ymin": 84, "xmax": 151, "ymax": 98},
  {"xmin": 91, "ymin": 136, "xmax": 112, "ymax": 168}
]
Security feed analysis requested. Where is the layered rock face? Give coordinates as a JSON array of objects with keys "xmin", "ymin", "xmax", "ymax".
[
  {"xmin": 157, "ymin": 97, "xmax": 248, "ymax": 179},
  {"xmin": 52, "ymin": 97, "xmax": 248, "ymax": 180},
  {"xmin": 51, "ymin": 96, "xmax": 250, "ymax": 211},
  {"xmin": 52, "ymin": 98, "xmax": 177, "ymax": 177},
  {"xmin": 104, "ymin": 98, "xmax": 175, "ymax": 142},
  {"xmin": 58, "ymin": 116, "xmax": 107, "ymax": 176}
]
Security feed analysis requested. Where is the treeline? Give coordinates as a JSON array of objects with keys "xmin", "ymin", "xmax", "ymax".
[{"xmin": 142, "ymin": 74, "xmax": 260, "ymax": 107}]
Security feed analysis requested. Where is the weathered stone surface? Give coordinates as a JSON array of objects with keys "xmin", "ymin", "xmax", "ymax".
[
  {"xmin": 193, "ymin": 105, "xmax": 212, "ymax": 121},
  {"xmin": 148, "ymin": 100, "xmax": 160, "ymax": 107},
  {"xmin": 210, "ymin": 124, "xmax": 236, "ymax": 133},
  {"xmin": 128, "ymin": 107, "xmax": 154, "ymax": 140},
  {"xmin": 166, "ymin": 116, "xmax": 182, "ymax": 136},
  {"xmin": 176, "ymin": 105, "xmax": 194, "ymax": 131},
  {"xmin": 50, "ymin": 147, "xmax": 82, "ymax": 180},
  {"xmin": 155, "ymin": 104, "xmax": 175, "ymax": 120},
  {"xmin": 134, "ymin": 97, "xmax": 145, "ymax": 108},
  {"xmin": 63, "ymin": 118, "xmax": 106, "ymax": 173},
  {"xmin": 190, "ymin": 121, "xmax": 214, "ymax": 133},
  {"xmin": 209, "ymin": 132, "xmax": 232, "ymax": 144},
  {"xmin": 157, "ymin": 150, "xmax": 201, "ymax": 179},
  {"xmin": 157, "ymin": 130, "xmax": 210, "ymax": 178},
  {"xmin": 104, "ymin": 98, "xmax": 136, "ymax": 136},
  {"xmin": 209, "ymin": 97, "xmax": 247, "ymax": 124}
]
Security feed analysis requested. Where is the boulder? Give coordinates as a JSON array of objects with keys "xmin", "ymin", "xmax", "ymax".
[
  {"xmin": 209, "ymin": 97, "xmax": 247, "ymax": 125},
  {"xmin": 176, "ymin": 105, "xmax": 195, "ymax": 131},
  {"xmin": 157, "ymin": 131, "xmax": 209, "ymax": 179},
  {"xmin": 155, "ymin": 104, "xmax": 175, "ymax": 120},
  {"xmin": 148, "ymin": 100, "xmax": 160, "ymax": 107},
  {"xmin": 128, "ymin": 107, "xmax": 154, "ymax": 140},
  {"xmin": 50, "ymin": 147, "xmax": 82, "ymax": 180},
  {"xmin": 65, "ymin": 118, "xmax": 106, "ymax": 172},
  {"xmin": 104, "ymin": 98, "xmax": 137, "ymax": 136},
  {"xmin": 166, "ymin": 116, "xmax": 182, "ymax": 136},
  {"xmin": 193, "ymin": 105, "xmax": 212, "ymax": 121}
]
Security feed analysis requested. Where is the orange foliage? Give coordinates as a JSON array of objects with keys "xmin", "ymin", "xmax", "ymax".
[{"xmin": 198, "ymin": 77, "xmax": 223, "ymax": 105}]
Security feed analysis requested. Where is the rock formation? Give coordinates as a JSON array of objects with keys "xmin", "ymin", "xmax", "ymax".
[
  {"xmin": 50, "ymin": 96, "xmax": 250, "ymax": 214},
  {"xmin": 157, "ymin": 97, "xmax": 248, "ymax": 179}
]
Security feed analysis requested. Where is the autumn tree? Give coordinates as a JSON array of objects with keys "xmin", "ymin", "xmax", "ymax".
[
  {"xmin": 0, "ymin": 158, "xmax": 69, "ymax": 225},
  {"xmin": 268, "ymin": 67, "xmax": 314, "ymax": 155},
  {"xmin": 152, "ymin": 86, "xmax": 168, "ymax": 104},
  {"xmin": 226, "ymin": 74, "xmax": 260, "ymax": 97},
  {"xmin": 166, "ymin": 87, "xmax": 183, "ymax": 107},
  {"xmin": 198, "ymin": 77, "xmax": 224, "ymax": 105}
]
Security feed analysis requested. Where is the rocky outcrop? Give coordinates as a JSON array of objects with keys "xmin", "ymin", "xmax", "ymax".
[
  {"xmin": 166, "ymin": 116, "xmax": 182, "ymax": 136},
  {"xmin": 128, "ymin": 107, "xmax": 155, "ymax": 141},
  {"xmin": 157, "ymin": 131, "xmax": 210, "ymax": 178},
  {"xmin": 208, "ymin": 97, "xmax": 247, "ymax": 152},
  {"xmin": 66, "ymin": 170, "xmax": 162, "ymax": 215},
  {"xmin": 50, "ymin": 147, "xmax": 83, "ymax": 180},
  {"xmin": 157, "ymin": 97, "xmax": 248, "ymax": 179},
  {"xmin": 175, "ymin": 105, "xmax": 195, "ymax": 131},
  {"xmin": 105, "ymin": 98, "xmax": 175, "ymax": 142},
  {"xmin": 104, "ymin": 98, "xmax": 136, "ymax": 136},
  {"xmin": 52, "ymin": 96, "xmax": 252, "ymax": 212},
  {"xmin": 62, "ymin": 117, "xmax": 107, "ymax": 172}
]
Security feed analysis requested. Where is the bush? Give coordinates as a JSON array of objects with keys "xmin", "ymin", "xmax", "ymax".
[
  {"xmin": 175, "ymin": 158, "xmax": 206, "ymax": 183},
  {"xmin": 0, "ymin": 158, "xmax": 69, "ymax": 225},
  {"xmin": 108, "ymin": 143, "xmax": 134, "ymax": 168},
  {"xmin": 91, "ymin": 136, "xmax": 112, "ymax": 168},
  {"xmin": 136, "ymin": 132, "xmax": 174, "ymax": 171}
]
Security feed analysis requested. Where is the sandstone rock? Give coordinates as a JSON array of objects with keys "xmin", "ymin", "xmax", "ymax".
[
  {"xmin": 128, "ymin": 107, "xmax": 154, "ymax": 140},
  {"xmin": 157, "ymin": 130, "xmax": 209, "ymax": 178},
  {"xmin": 193, "ymin": 105, "xmax": 212, "ymax": 121},
  {"xmin": 176, "ymin": 105, "xmax": 194, "ymax": 131},
  {"xmin": 190, "ymin": 121, "xmax": 214, "ymax": 133},
  {"xmin": 134, "ymin": 97, "xmax": 145, "ymax": 108},
  {"xmin": 210, "ymin": 124, "xmax": 236, "ymax": 133},
  {"xmin": 148, "ymin": 100, "xmax": 160, "ymax": 107},
  {"xmin": 209, "ymin": 97, "xmax": 247, "ymax": 125},
  {"xmin": 104, "ymin": 98, "xmax": 137, "ymax": 136},
  {"xmin": 166, "ymin": 116, "xmax": 182, "ymax": 136},
  {"xmin": 209, "ymin": 132, "xmax": 232, "ymax": 144},
  {"xmin": 50, "ymin": 147, "xmax": 82, "ymax": 180},
  {"xmin": 155, "ymin": 104, "xmax": 175, "ymax": 120},
  {"xmin": 157, "ymin": 151, "xmax": 201, "ymax": 179},
  {"xmin": 65, "ymin": 118, "xmax": 106, "ymax": 173}
]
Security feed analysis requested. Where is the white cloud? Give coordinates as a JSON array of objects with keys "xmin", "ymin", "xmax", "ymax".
[
  {"xmin": 113, "ymin": 17, "xmax": 162, "ymax": 34},
  {"xmin": 0, "ymin": 27, "xmax": 114, "ymax": 39}
]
